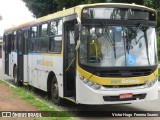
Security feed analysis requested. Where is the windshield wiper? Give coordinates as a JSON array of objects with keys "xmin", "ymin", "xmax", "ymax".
[
  {"xmin": 143, "ymin": 27, "xmax": 150, "ymax": 66},
  {"xmin": 102, "ymin": 20, "xmax": 117, "ymax": 58},
  {"xmin": 126, "ymin": 23, "xmax": 143, "ymax": 53}
]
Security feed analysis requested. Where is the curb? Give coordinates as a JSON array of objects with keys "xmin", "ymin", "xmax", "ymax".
[{"xmin": 0, "ymin": 77, "xmax": 16, "ymax": 88}]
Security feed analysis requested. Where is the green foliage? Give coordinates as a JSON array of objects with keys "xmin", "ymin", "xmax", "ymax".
[
  {"xmin": 22, "ymin": 0, "xmax": 58, "ymax": 18},
  {"xmin": 13, "ymin": 87, "xmax": 54, "ymax": 111},
  {"xmin": 111, "ymin": 0, "xmax": 143, "ymax": 4},
  {"xmin": 53, "ymin": 0, "xmax": 107, "ymax": 10},
  {"xmin": 143, "ymin": 0, "xmax": 160, "ymax": 32}
]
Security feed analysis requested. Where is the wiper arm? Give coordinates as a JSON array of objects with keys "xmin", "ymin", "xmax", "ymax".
[
  {"xmin": 102, "ymin": 21, "xmax": 113, "ymax": 46},
  {"xmin": 126, "ymin": 23, "xmax": 143, "ymax": 53},
  {"xmin": 113, "ymin": 35, "xmax": 117, "ymax": 59},
  {"xmin": 143, "ymin": 28, "xmax": 150, "ymax": 66},
  {"xmin": 102, "ymin": 20, "xmax": 116, "ymax": 58}
]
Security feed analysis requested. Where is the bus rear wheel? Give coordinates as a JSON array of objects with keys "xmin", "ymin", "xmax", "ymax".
[
  {"xmin": 51, "ymin": 77, "xmax": 63, "ymax": 105},
  {"xmin": 13, "ymin": 66, "xmax": 23, "ymax": 87}
]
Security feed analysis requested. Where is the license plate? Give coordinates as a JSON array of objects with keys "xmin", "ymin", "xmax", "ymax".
[{"xmin": 119, "ymin": 93, "xmax": 133, "ymax": 99}]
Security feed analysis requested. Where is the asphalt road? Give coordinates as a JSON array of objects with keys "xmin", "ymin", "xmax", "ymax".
[{"xmin": 0, "ymin": 59, "xmax": 160, "ymax": 120}]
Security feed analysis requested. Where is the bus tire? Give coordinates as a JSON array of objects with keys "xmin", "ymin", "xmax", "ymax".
[
  {"xmin": 13, "ymin": 66, "xmax": 23, "ymax": 87},
  {"xmin": 51, "ymin": 76, "xmax": 63, "ymax": 105}
]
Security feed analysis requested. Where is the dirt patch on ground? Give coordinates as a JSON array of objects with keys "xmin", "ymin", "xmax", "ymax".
[{"xmin": 0, "ymin": 83, "xmax": 39, "ymax": 111}]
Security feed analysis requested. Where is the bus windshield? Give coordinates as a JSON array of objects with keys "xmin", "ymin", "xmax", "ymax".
[{"xmin": 79, "ymin": 24, "xmax": 157, "ymax": 67}]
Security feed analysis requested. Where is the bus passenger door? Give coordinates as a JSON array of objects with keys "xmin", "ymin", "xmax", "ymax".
[
  {"xmin": 17, "ymin": 31, "xmax": 24, "ymax": 82},
  {"xmin": 4, "ymin": 35, "xmax": 11, "ymax": 75},
  {"xmin": 64, "ymin": 20, "xmax": 77, "ymax": 98}
]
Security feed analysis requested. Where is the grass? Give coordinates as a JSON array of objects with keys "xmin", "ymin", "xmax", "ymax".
[{"xmin": 0, "ymin": 80, "xmax": 76, "ymax": 120}]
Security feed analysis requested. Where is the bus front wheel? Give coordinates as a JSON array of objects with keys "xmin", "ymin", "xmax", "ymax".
[{"xmin": 51, "ymin": 77, "xmax": 63, "ymax": 105}]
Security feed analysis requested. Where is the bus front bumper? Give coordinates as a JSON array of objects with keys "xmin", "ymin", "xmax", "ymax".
[{"xmin": 76, "ymin": 78, "xmax": 158, "ymax": 105}]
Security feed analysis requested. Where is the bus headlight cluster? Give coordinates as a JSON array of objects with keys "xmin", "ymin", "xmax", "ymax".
[
  {"xmin": 145, "ymin": 77, "xmax": 158, "ymax": 88},
  {"xmin": 80, "ymin": 76, "xmax": 101, "ymax": 90}
]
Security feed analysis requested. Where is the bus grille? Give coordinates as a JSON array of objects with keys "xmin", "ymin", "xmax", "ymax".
[{"xmin": 95, "ymin": 69, "xmax": 152, "ymax": 77}]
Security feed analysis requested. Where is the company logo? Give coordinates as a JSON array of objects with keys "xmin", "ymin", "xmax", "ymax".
[
  {"xmin": 111, "ymin": 79, "xmax": 140, "ymax": 84},
  {"xmin": 2, "ymin": 112, "xmax": 11, "ymax": 117},
  {"xmin": 37, "ymin": 59, "xmax": 53, "ymax": 67}
]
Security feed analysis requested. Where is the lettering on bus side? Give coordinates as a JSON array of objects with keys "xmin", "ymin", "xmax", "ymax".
[
  {"xmin": 36, "ymin": 59, "xmax": 53, "ymax": 67},
  {"xmin": 111, "ymin": 80, "xmax": 121, "ymax": 84}
]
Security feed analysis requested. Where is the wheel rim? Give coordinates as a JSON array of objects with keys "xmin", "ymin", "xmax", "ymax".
[{"xmin": 51, "ymin": 83, "xmax": 58, "ymax": 99}]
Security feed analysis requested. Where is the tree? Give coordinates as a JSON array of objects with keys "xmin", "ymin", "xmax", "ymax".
[
  {"xmin": 22, "ymin": 0, "xmax": 58, "ymax": 18},
  {"xmin": 53, "ymin": 0, "xmax": 108, "ymax": 10},
  {"xmin": 143, "ymin": 0, "xmax": 160, "ymax": 31},
  {"xmin": 112, "ymin": 0, "xmax": 143, "ymax": 4},
  {"xmin": 23, "ymin": 0, "xmax": 107, "ymax": 18}
]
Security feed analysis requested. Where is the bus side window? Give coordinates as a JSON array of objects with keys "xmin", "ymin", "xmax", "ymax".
[
  {"xmin": 30, "ymin": 26, "xmax": 38, "ymax": 52},
  {"xmin": 49, "ymin": 19, "xmax": 62, "ymax": 53},
  {"xmin": 38, "ymin": 23, "xmax": 49, "ymax": 52},
  {"xmin": 49, "ymin": 36, "xmax": 62, "ymax": 53},
  {"xmin": 6, "ymin": 34, "xmax": 12, "ymax": 53},
  {"xmin": 11, "ymin": 32, "xmax": 17, "ymax": 52}
]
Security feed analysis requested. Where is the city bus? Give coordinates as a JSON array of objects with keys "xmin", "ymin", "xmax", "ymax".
[{"xmin": 2, "ymin": 3, "xmax": 158, "ymax": 105}]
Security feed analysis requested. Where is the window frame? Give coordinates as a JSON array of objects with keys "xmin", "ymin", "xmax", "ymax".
[
  {"xmin": 38, "ymin": 22, "xmax": 49, "ymax": 52},
  {"xmin": 29, "ymin": 25, "xmax": 38, "ymax": 52},
  {"xmin": 48, "ymin": 19, "xmax": 63, "ymax": 54}
]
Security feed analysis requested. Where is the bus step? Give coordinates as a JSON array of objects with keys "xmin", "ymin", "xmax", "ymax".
[{"xmin": 64, "ymin": 97, "xmax": 76, "ymax": 103}]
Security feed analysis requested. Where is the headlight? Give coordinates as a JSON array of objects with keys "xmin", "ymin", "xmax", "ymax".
[
  {"xmin": 80, "ymin": 77, "xmax": 101, "ymax": 90},
  {"xmin": 83, "ymin": 79, "xmax": 89, "ymax": 83},
  {"xmin": 93, "ymin": 83, "xmax": 101, "ymax": 90},
  {"xmin": 145, "ymin": 77, "xmax": 158, "ymax": 88},
  {"xmin": 88, "ymin": 81, "xmax": 94, "ymax": 86}
]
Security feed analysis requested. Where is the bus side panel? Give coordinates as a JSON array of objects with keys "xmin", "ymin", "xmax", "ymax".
[
  {"xmin": 27, "ymin": 54, "xmax": 64, "ymax": 98},
  {"xmin": 23, "ymin": 55, "xmax": 28, "ymax": 83},
  {"xmin": 28, "ymin": 54, "xmax": 39, "ymax": 88},
  {"xmin": 41, "ymin": 55, "xmax": 64, "ymax": 97}
]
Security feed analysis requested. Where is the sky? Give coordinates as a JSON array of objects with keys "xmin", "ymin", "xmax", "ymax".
[{"xmin": 0, "ymin": 0, "xmax": 34, "ymax": 36}]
